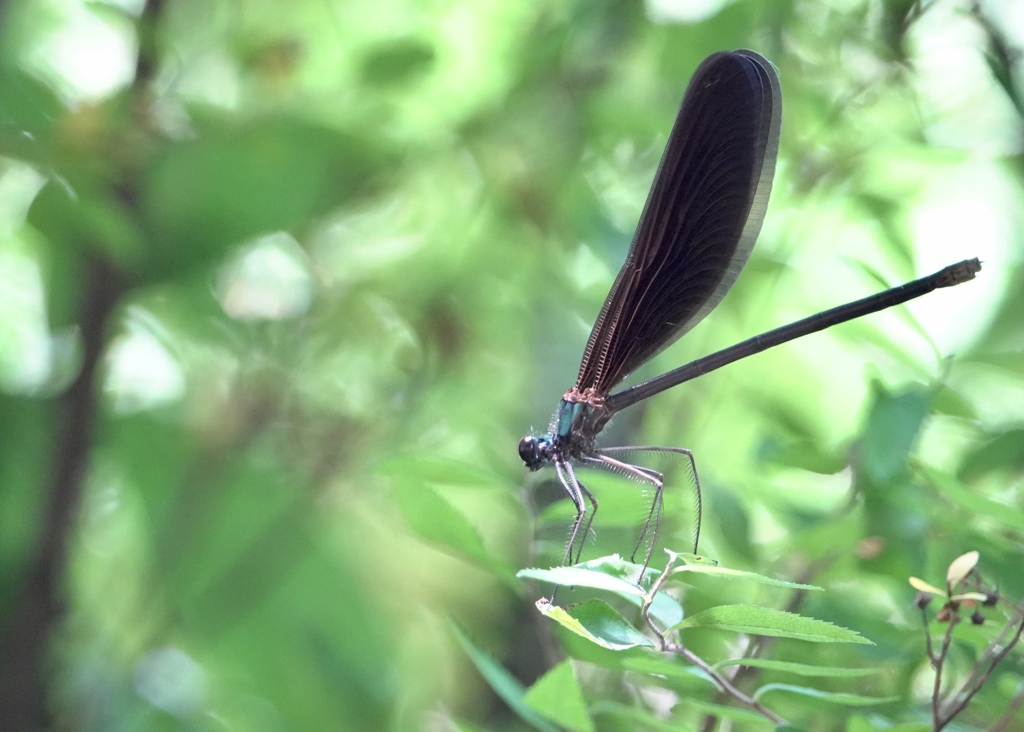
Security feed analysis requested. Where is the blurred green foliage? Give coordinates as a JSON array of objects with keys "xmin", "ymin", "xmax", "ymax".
[{"xmin": 0, "ymin": 0, "xmax": 1022, "ymax": 730}]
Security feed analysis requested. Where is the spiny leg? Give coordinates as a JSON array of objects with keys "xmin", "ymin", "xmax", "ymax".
[
  {"xmin": 591, "ymin": 452, "xmax": 664, "ymax": 580},
  {"xmin": 597, "ymin": 446, "xmax": 702, "ymax": 576},
  {"xmin": 625, "ymin": 464, "xmax": 666, "ymax": 566},
  {"xmin": 555, "ymin": 460, "xmax": 598, "ymax": 568}
]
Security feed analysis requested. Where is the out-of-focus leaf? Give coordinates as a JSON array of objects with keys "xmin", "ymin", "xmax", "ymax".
[
  {"xmin": 592, "ymin": 700, "xmax": 699, "ymax": 731},
  {"xmin": 926, "ymin": 467, "xmax": 1024, "ymax": 532},
  {"xmin": 143, "ymin": 119, "xmax": 387, "ymax": 275},
  {"xmin": 620, "ymin": 653, "xmax": 713, "ymax": 684},
  {"xmin": 360, "ymin": 37, "xmax": 436, "ymax": 86},
  {"xmin": 673, "ymin": 698, "xmax": 770, "ymax": 725},
  {"xmin": 714, "ymin": 658, "xmax": 880, "ymax": 678},
  {"xmin": 946, "ymin": 550, "xmax": 980, "ymax": 584},
  {"xmin": 968, "ymin": 262, "xmax": 1024, "ymax": 353},
  {"xmin": 35, "ymin": 231, "xmax": 83, "ymax": 332},
  {"xmin": 452, "ymin": 624, "xmax": 558, "ymax": 732},
  {"xmin": 754, "ymin": 683, "xmax": 897, "ymax": 706},
  {"xmin": 380, "ymin": 455, "xmax": 502, "ymax": 486},
  {"xmin": 449, "ymin": 721, "xmax": 489, "ymax": 732},
  {"xmin": 709, "ymin": 487, "xmax": 755, "ymax": 561},
  {"xmin": 930, "ymin": 383, "xmax": 977, "ymax": 420},
  {"xmin": 0, "ymin": 63, "xmax": 64, "ymax": 158},
  {"xmin": 673, "ymin": 606, "xmax": 872, "ymax": 644},
  {"xmin": 537, "ymin": 599, "xmax": 655, "ymax": 650},
  {"xmin": 236, "ymin": 38, "xmax": 303, "ymax": 80},
  {"xmin": 858, "ymin": 383, "xmax": 932, "ymax": 484},
  {"xmin": 394, "ymin": 478, "xmax": 513, "ymax": 578},
  {"xmin": 849, "ymin": 721, "xmax": 929, "ymax": 732},
  {"xmin": 535, "ymin": 469, "xmax": 648, "ymax": 529},
  {"xmin": 960, "ymin": 429, "xmax": 1024, "ymax": 479},
  {"xmin": 523, "ymin": 659, "xmax": 594, "ymax": 732},
  {"xmin": 908, "ymin": 577, "xmax": 946, "ymax": 596},
  {"xmin": 28, "ymin": 182, "xmax": 144, "ymax": 270},
  {"xmin": 851, "ymin": 196, "xmax": 913, "ymax": 273},
  {"xmin": 758, "ymin": 436, "xmax": 847, "ymax": 474},
  {"xmin": 0, "ymin": 395, "xmax": 52, "ymax": 594}
]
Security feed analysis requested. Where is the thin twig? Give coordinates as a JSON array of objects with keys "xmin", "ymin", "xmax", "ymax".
[
  {"xmin": 697, "ymin": 561, "xmax": 824, "ymax": 732},
  {"xmin": 0, "ymin": 0, "xmax": 162, "ymax": 726},
  {"xmin": 932, "ymin": 612, "xmax": 959, "ymax": 730},
  {"xmin": 936, "ymin": 604, "xmax": 1024, "ymax": 729},
  {"xmin": 661, "ymin": 641, "xmax": 787, "ymax": 726},
  {"xmin": 920, "ymin": 604, "xmax": 938, "ymax": 665},
  {"xmin": 949, "ymin": 613, "xmax": 1009, "ymax": 697},
  {"xmin": 640, "ymin": 555, "xmax": 787, "ymax": 727}
]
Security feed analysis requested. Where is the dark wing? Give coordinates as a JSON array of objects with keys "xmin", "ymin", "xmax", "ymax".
[{"xmin": 572, "ymin": 50, "xmax": 781, "ymax": 397}]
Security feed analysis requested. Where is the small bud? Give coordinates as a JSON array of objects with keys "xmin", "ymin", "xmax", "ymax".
[
  {"xmin": 971, "ymin": 611, "xmax": 985, "ymax": 625},
  {"xmin": 983, "ymin": 592, "xmax": 998, "ymax": 607},
  {"xmin": 915, "ymin": 592, "xmax": 933, "ymax": 609},
  {"xmin": 936, "ymin": 606, "xmax": 952, "ymax": 623}
]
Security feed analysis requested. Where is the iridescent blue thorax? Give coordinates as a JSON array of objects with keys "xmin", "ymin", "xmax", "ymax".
[
  {"xmin": 518, "ymin": 396, "xmax": 614, "ymax": 471},
  {"xmin": 555, "ymin": 398, "xmax": 583, "ymax": 442}
]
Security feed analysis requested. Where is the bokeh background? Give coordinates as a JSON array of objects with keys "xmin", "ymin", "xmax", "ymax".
[{"xmin": 0, "ymin": 0, "xmax": 1022, "ymax": 729}]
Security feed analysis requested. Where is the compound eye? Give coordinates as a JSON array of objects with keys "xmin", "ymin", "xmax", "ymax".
[
  {"xmin": 518, "ymin": 435, "xmax": 541, "ymax": 469},
  {"xmin": 518, "ymin": 435, "xmax": 536, "ymax": 463}
]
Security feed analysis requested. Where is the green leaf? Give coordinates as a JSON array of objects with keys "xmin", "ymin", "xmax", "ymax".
[
  {"xmin": 448, "ymin": 721, "xmax": 490, "ymax": 732},
  {"xmin": 143, "ymin": 118, "xmax": 386, "ymax": 274},
  {"xmin": 592, "ymin": 700, "xmax": 699, "ymax": 731},
  {"xmin": 360, "ymin": 37, "xmax": 436, "ymax": 86},
  {"xmin": 858, "ymin": 384, "xmax": 932, "ymax": 484},
  {"xmin": 620, "ymin": 654, "xmax": 715, "ymax": 685},
  {"xmin": 714, "ymin": 658, "xmax": 880, "ymax": 678},
  {"xmin": 518, "ymin": 555, "xmax": 683, "ymax": 628},
  {"xmin": 665, "ymin": 552, "xmax": 720, "ymax": 566},
  {"xmin": 538, "ymin": 599, "xmax": 655, "ymax": 650},
  {"xmin": 960, "ymin": 428, "xmax": 1024, "ymax": 479},
  {"xmin": 926, "ymin": 467, "xmax": 1024, "ymax": 531},
  {"xmin": 518, "ymin": 563, "xmax": 646, "ymax": 597},
  {"xmin": 380, "ymin": 455, "xmax": 501, "ymax": 486},
  {"xmin": 931, "ymin": 383, "xmax": 977, "ymax": 420},
  {"xmin": 28, "ymin": 182, "xmax": 144, "ymax": 270},
  {"xmin": 709, "ymin": 488, "xmax": 755, "ymax": 561},
  {"xmin": 582, "ymin": 557, "xmax": 685, "ymax": 629},
  {"xmin": 673, "ymin": 606, "xmax": 872, "ymax": 644},
  {"xmin": 668, "ymin": 564, "xmax": 821, "ymax": 591},
  {"xmin": 849, "ymin": 721, "xmax": 929, "ymax": 732},
  {"xmin": 759, "ymin": 436, "xmax": 848, "ymax": 474},
  {"xmin": 523, "ymin": 660, "xmax": 594, "ymax": 732},
  {"xmin": 451, "ymin": 624, "xmax": 558, "ymax": 732},
  {"xmin": 394, "ymin": 479, "xmax": 513, "ymax": 579},
  {"xmin": 754, "ymin": 683, "xmax": 897, "ymax": 706},
  {"xmin": 577, "ymin": 554, "xmax": 660, "ymax": 580},
  {"xmin": 0, "ymin": 64, "xmax": 64, "ymax": 143},
  {"xmin": 675, "ymin": 698, "xmax": 773, "ymax": 726}
]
